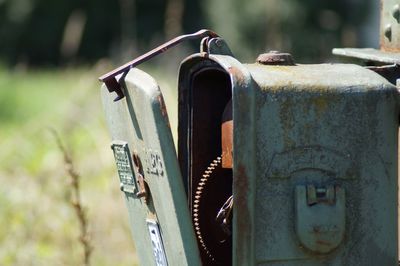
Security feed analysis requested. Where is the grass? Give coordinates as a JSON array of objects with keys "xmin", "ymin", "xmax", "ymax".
[{"xmin": 0, "ymin": 63, "xmax": 153, "ymax": 266}]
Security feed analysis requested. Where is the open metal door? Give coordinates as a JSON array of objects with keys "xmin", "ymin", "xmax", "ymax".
[{"xmin": 101, "ymin": 68, "xmax": 201, "ymax": 266}]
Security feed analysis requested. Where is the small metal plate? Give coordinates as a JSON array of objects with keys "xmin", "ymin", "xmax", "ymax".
[
  {"xmin": 111, "ymin": 140, "xmax": 137, "ymax": 193},
  {"xmin": 147, "ymin": 220, "xmax": 168, "ymax": 266}
]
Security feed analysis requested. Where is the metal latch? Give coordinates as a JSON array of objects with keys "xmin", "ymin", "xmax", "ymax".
[
  {"xmin": 295, "ymin": 184, "xmax": 345, "ymax": 254},
  {"xmin": 98, "ymin": 29, "xmax": 219, "ymax": 101},
  {"xmin": 132, "ymin": 152, "xmax": 149, "ymax": 203}
]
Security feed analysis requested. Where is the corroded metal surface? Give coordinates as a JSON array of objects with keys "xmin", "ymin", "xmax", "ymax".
[
  {"xmin": 256, "ymin": 51, "xmax": 295, "ymax": 65},
  {"xmin": 180, "ymin": 54, "xmax": 399, "ymax": 265},
  {"xmin": 245, "ymin": 62, "xmax": 399, "ymax": 265}
]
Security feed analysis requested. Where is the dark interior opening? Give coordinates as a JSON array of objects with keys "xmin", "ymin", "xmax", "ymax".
[{"xmin": 188, "ymin": 67, "xmax": 233, "ymax": 265}]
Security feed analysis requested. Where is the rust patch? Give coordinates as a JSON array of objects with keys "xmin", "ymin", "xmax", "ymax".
[
  {"xmin": 221, "ymin": 120, "xmax": 233, "ymax": 168},
  {"xmin": 312, "ymin": 97, "xmax": 329, "ymax": 118},
  {"xmin": 380, "ymin": 46, "xmax": 400, "ymax": 52},
  {"xmin": 157, "ymin": 94, "xmax": 167, "ymax": 117},
  {"xmin": 228, "ymin": 66, "xmax": 245, "ymax": 86},
  {"xmin": 279, "ymin": 96, "xmax": 295, "ymax": 149},
  {"xmin": 256, "ymin": 51, "xmax": 294, "ymax": 65},
  {"xmin": 157, "ymin": 94, "xmax": 170, "ymax": 127}
]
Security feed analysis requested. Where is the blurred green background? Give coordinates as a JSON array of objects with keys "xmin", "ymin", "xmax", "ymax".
[{"xmin": 0, "ymin": 0, "xmax": 379, "ymax": 265}]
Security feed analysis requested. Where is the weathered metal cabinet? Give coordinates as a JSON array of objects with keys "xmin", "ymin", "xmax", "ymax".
[
  {"xmin": 100, "ymin": 29, "xmax": 400, "ymax": 265},
  {"xmin": 178, "ymin": 53, "xmax": 399, "ymax": 265}
]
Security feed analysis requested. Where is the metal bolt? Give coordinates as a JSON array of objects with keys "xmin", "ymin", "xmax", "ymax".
[
  {"xmin": 256, "ymin": 51, "xmax": 295, "ymax": 65},
  {"xmin": 393, "ymin": 4, "xmax": 400, "ymax": 22},
  {"xmin": 384, "ymin": 24, "xmax": 392, "ymax": 41}
]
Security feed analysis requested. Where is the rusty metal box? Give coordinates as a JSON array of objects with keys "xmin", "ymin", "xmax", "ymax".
[{"xmin": 178, "ymin": 54, "xmax": 399, "ymax": 265}]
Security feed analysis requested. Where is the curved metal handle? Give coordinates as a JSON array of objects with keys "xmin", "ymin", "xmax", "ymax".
[{"xmin": 99, "ymin": 29, "xmax": 219, "ymax": 101}]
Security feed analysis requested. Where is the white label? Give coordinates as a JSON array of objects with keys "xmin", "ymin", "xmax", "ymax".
[{"xmin": 147, "ymin": 220, "xmax": 168, "ymax": 266}]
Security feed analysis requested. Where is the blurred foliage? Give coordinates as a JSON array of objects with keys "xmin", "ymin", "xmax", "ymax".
[
  {"xmin": 0, "ymin": 65, "xmax": 139, "ymax": 265},
  {"xmin": 0, "ymin": 0, "xmax": 375, "ymax": 66},
  {"xmin": 203, "ymin": 0, "xmax": 371, "ymax": 62}
]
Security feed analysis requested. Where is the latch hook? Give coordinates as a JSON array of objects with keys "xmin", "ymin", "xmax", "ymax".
[{"xmin": 99, "ymin": 29, "xmax": 219, "ymax": 101}]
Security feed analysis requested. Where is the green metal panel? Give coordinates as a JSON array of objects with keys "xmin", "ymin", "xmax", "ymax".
[
  {"xmin": 101, "ymin": 68, "xmax": 201, "ymax": 266},
  {"xmin": 240, "ymin": 63, "xmax": 399, "ymax": 265}
]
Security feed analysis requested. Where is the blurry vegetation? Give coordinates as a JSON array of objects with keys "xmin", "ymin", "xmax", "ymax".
[
  {"xmin": 0, "ymin": 65, "xmax": 139, "ymax": 265},
  {"xmin": 0, "ymin": 0, "xmax": 376, "ymax": 66},
  {"xmin": 52, "ymin": 130, "xmax": 93, "ymax": 266},
  {"xmin": 0, "ymin": 0, "xmax": 378, "ymax": 265},
  {"xmin": 204, "ymin": 0, "xmax": 373, "ymax": 62}
]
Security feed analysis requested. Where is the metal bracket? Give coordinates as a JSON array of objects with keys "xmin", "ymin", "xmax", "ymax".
[
  {"xmin": 333, "ymin": 0, "xmax": 400, "ymax": 64},
  {"xmin": 131, "ymin": 152, "xmax": 149, "ymax": 203},
  {"xmin": 99, "ymin": 29, "xmax": 219, "ymax": 101},
  {"xmin": 201, "ymin": 37, "xmax": 233, "ymax": 56}
]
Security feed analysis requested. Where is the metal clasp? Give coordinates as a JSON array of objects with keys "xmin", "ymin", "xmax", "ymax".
[
  {"xmin": 295, "ymin": 184, "xmax": 345, "ymax": 254},
  {"xmin": 132, "ymin": 152, "xmax": 149, "ymax": 203}
]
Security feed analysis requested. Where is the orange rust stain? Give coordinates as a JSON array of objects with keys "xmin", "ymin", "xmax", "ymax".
[
  {"xmin": 221, "ymin": 120, "xmax": 233, "ymax": 168},
  {"xmin": 380, "ymin": 46, "xmax": 400, "ymax": 52},
  {"xmin": 228, "ymin": 66, "xmax": 245, "ymax": 85},
  {"xmin": 157, "ymin": 94, "xmax": 170, "ymax": 127},
  {"xmin": 157, "ymin": 95, "xmax": 167, "ymax": 117}
]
